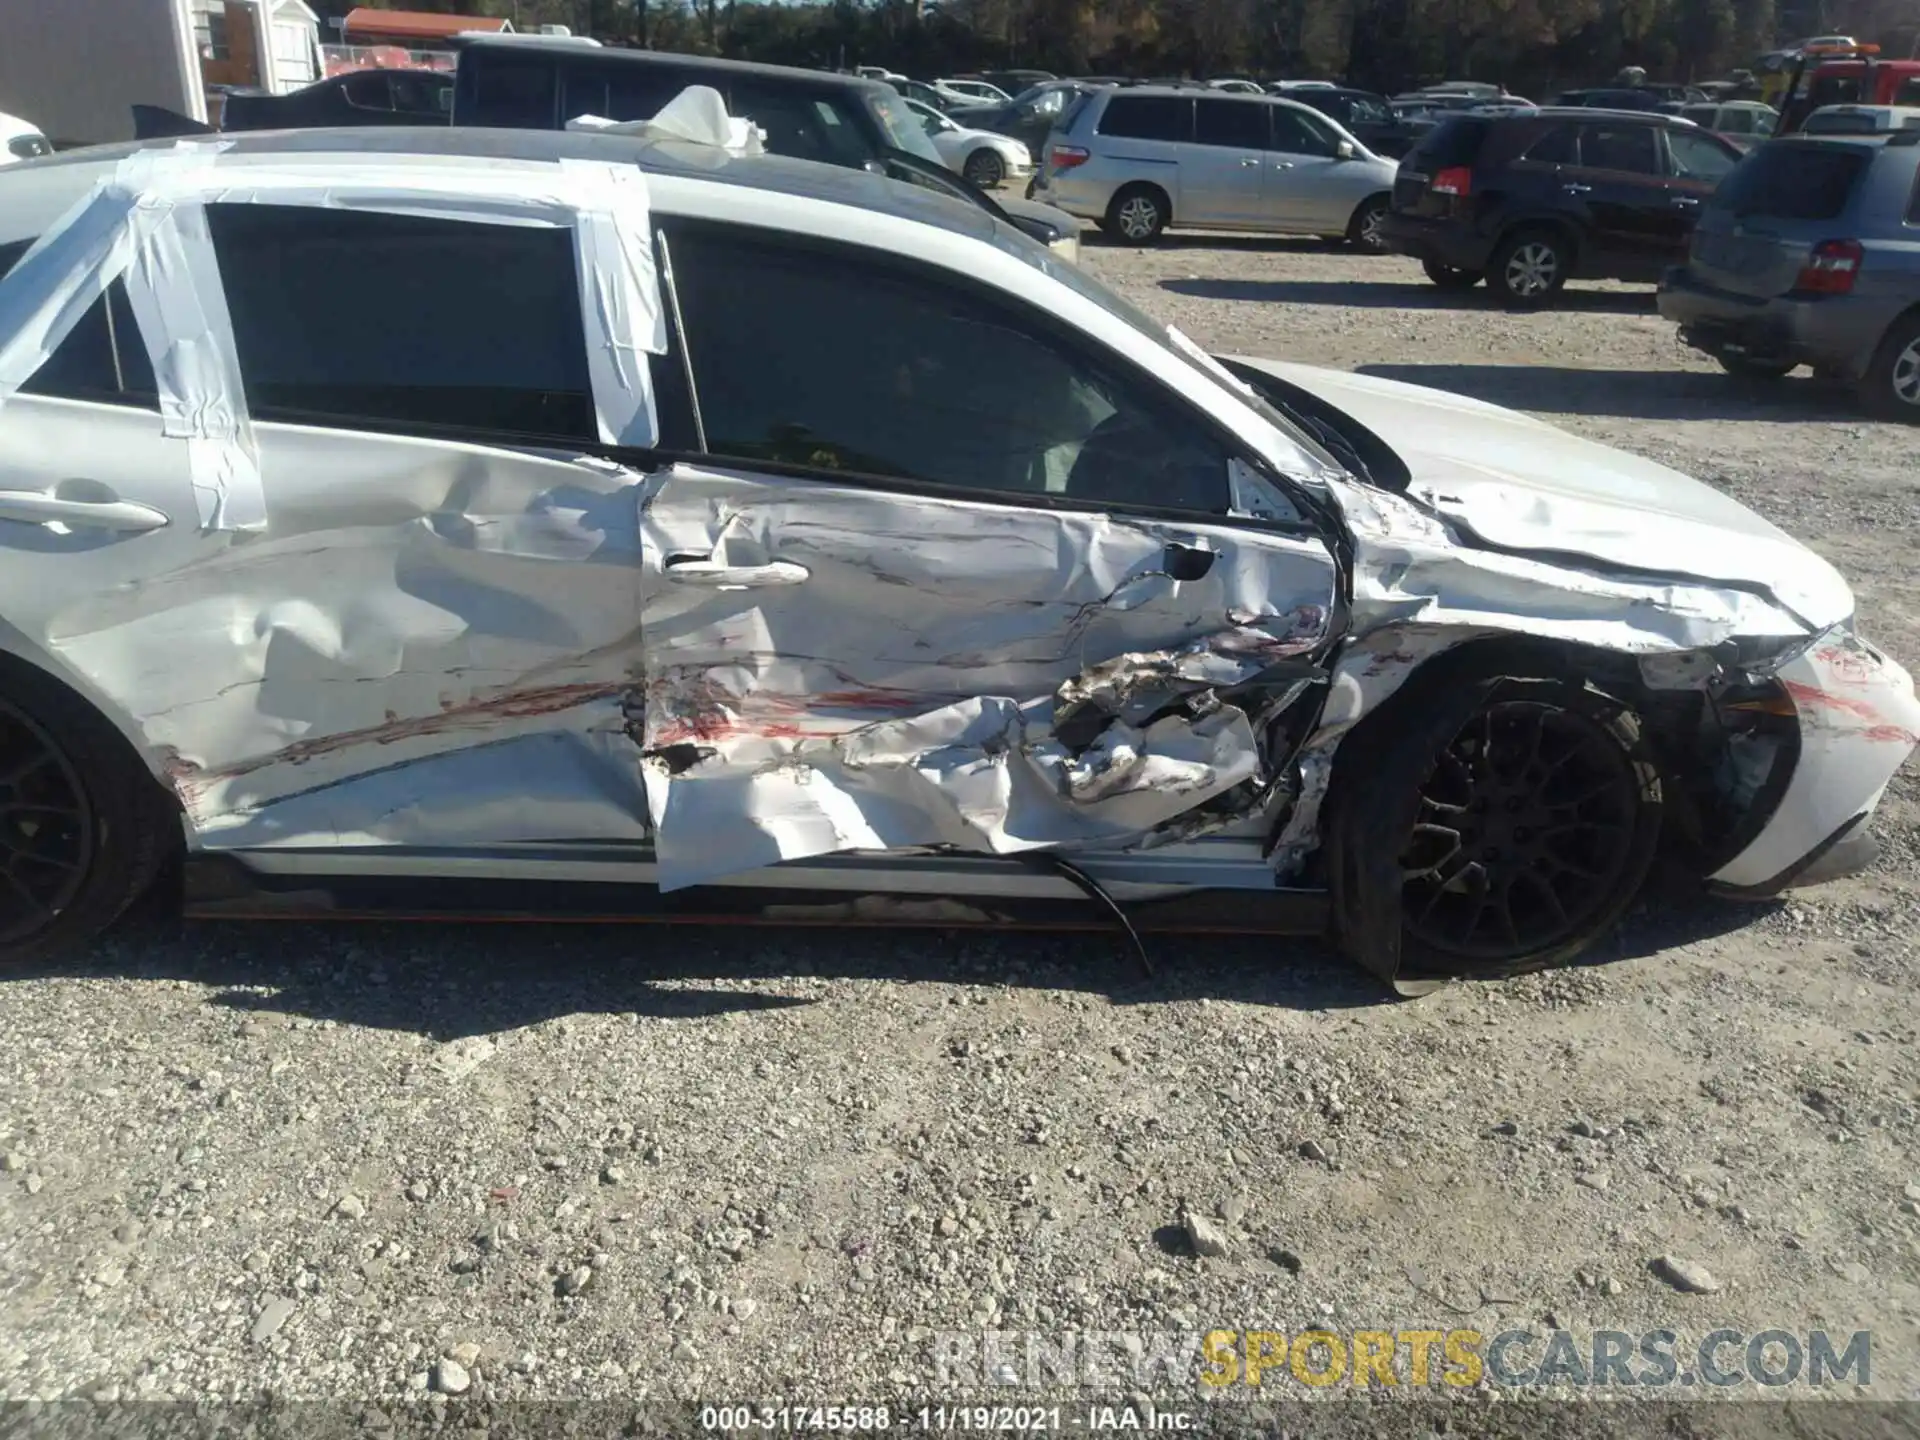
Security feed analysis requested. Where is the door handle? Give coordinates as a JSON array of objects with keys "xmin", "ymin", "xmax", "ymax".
[
  {"xmin": 1162, "ymin": 541, "xmax": 1217, "ymax": 581},
  {"xmin": 1239, "ymin": 156, "xmax": 1261, "ymax": 167},
  {"xmin": 1561, "ymin": 182, "xmax": 1592, "ymax": 194},
  {"xmin": 1272, "ymin": 160, "xmax": 1295, "ymax": 169},
  {"xmin": 1672, "ymin": 195, "xmax": 1701, "ymax": 207},
  {"xmin": 663, "ymin": 556, "xmax": 810, "ymax": 589},
  {"xmin": 0, "ymin": 490, "xmax": 170, "ymax": 533}
]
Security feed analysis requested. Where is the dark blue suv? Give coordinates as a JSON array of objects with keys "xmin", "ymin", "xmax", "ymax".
[{"xmin": 1379, "ymin": 108, "xmax": 1744, "ymax": 306}]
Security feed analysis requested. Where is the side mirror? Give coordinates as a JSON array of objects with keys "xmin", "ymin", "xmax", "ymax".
[{"xmin": 1335, "ymin": 139, "xmax": 1356, "ymax": 159}]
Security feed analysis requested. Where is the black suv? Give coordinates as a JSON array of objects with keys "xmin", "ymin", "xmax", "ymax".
[
  {"xmin": 1380, "ymin": 108, "xmax": 1744, "ymax": 305},
  {"xmin": 1287, "ymin": 87, "xmax": 1418, "ymax": 157},
  {"xmin": 450, "ymin": 42, "xmax": 1081, "ymax": 255}
]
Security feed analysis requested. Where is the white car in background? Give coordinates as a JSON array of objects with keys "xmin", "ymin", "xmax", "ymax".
[
  {"xmin": 904, "ymin": 96, "xmax": 1033, "ymax": 188},
  {"xmin": 0, "ymin": 126, "xmax": 1912, "ymax": 994},
  {"xmin": 936, "ymin": 78, "xmax": 1011, "ymax": 105},
  {"xmin": 0, "ymin": 111, "xmax": 52, "ymax": 166}
]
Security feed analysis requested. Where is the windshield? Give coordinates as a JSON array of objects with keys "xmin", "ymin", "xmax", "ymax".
[{"xmin": 865, "ymin": 89, "xmax": 945, "ymax": 165}]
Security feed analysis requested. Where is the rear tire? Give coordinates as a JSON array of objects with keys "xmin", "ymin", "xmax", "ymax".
[
  {"xmin": 1421, "ymin": 258, "xmax": 1483, "ymax": 290},
  {"xmin": 0, "ymin": 659, "xmax": 177, "ymax": 966},
  {"xmin": 1717, "ymin": 354, "xmax": 1796, "ymax": 380},
  {"xmin": 962, "ymin": 147, "xmax": 1005, "ymax": 189},
  {"xmin": 1103, "ymin": 184, "xmax": 1168, "ymax": 245},
  {"xmin": 1347, "ymin": 194, "xmax": 1391, "ymax": 253},
  {"xmin": 1487, "ymin": 228, "xmax": 1571, "ymax": 307},
  {"xmin": 1860, "ymin": 311, "xmax": 1920, "ymax": 423}
]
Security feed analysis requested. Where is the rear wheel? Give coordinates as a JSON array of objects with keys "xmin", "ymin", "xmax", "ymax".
[
  {"xmin": 1421, "ymin": 257, "xmax": 1483, "ymax": 290},
  {"xmin": 1346, "ymin": 194, "xmax": 1391, "ymax": 253},
  {"xmin": 962, "ymin": 147, "xmax": 1005, "ymax": 189},
  {"xmin": 1860, "ymin": 311, "xmax": 1920, "ymax": 423},
  {"xmin": 1717, "ymin": 354, "xmax": 1796, "ymax": 380},
  {"xmin": 1103, "ymin": 184, "xmax": 1168, "ymax": 245},
  {"xmin": 0, "ymin": 662, "xmax": 176, "ymax": 965},
  {"xmin": 1487, "ymin": 229, "xmax": 1570, "ymax": 307}
]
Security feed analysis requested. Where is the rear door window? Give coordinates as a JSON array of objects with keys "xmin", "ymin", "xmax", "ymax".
[
  {"xmin": 0, "ymin": 240, "xmax": 158, "ymax": 409},
  {"xmin": 340, "ymin": 73, "xmax": 393, "ymax": 111},
  {"xmin": 1713, "ymin": 142, "xmax": 1870, "ymax": 219},
  {"xmin": 1193, "ymin": 98, "xmax": 1269, "ymax": 149},
  {"xmin": 1097, "ymin": 95, "xmax": 1192, "ymax": 142},
  {"xmin": 206, "ymin": 205, "xmax": 596, "ymax": 443},
  {"xmin": 1577, "ymin": 123, "xmax": 1659, "ymax": 174},
  {"xmin": 731, "ymin": 85, "xmax": 873, "ymax": 166}
]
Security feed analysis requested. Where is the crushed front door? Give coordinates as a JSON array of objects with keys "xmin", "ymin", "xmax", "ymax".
[{"xmin": 637, "ymin": 464, "xmax": 1340, "ymax": 890}]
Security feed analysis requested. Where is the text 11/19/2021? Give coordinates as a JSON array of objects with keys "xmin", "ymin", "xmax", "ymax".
[{"xmin": 700, "ymin": 1405, "xmax": 1194, "ymax": 1431}]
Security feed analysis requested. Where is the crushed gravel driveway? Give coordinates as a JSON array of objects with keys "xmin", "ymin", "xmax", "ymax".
[{"xmin": 2, "ymin": 235, "xmax": 1918, "ymax": 1422}]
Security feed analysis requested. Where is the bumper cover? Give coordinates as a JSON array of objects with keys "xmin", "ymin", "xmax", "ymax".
[
  {"xmin": 1708, "ymin": 629, "xmax": 1920, "ymax": 895},
  {"xmin": 1378, "ymin": 212, "xmax": 1494, "ymax": 270},
  {"xmin": 1657, "ymin": 268, "xmax": 1885, "ymax": 379}
]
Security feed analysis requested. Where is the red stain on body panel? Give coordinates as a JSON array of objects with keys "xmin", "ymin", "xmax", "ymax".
[
  {"xmin": 1784, "ymin": 680, "xmax": 1920, "ymax": 744},
  {"xmin": 187, "ymin": 680, "xmax": 627, "ymax": 785}
]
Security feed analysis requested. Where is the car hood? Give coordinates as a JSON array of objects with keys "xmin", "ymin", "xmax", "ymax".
[{"xmin": 1227, "ymin": 357, "xmax": 1854, "ymax": 630}]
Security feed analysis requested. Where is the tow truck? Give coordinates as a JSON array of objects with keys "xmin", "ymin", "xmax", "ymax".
[{"xmin": 1777, "ymin": 42, "xmax": 1920, "ymax": 134}]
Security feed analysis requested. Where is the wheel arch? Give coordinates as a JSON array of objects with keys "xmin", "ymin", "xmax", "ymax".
[
  {"xmin": 0, "ymin": 632, "xmax": 181, "ymax": 801},
  {"xmin": 1315, "ymin": 629, "xmax": 1748, "ymax": 992},
  {"xmin": 1109, "ymin": 178, "xmax": 1173, "ymax": 225}
]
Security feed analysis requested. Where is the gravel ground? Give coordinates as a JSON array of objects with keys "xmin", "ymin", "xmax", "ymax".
[{"xmin": 3, "ymin": 235, "xmax": 1919, "ymax": 1425}]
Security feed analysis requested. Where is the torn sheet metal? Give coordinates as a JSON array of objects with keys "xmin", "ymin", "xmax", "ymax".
[
  {"xmin": 0, "ymin": 140, "xmax": 668, "ymax": 535},
  {"xmin": 638, "ymin": 463, "xmax": 1338, "ymax": 890}
]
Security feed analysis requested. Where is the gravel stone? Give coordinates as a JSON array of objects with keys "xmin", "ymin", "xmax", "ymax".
[
  {"xmin": 1183, "ymin": 1213, "xmax": 1231, "ymax": 1259},
  {"xmin": 1652, "ymin": 1256, "xmax": 1722, "ymax": 1294},
  {"xmin": 431, "ymin": 1358, "xmax": 470, "ymax": 1395}
]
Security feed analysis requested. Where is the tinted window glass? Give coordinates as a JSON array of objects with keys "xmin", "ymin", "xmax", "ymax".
[
  {"xmin": 1347, "ymin": 96, "xmax": 1391, "ymax": 125},
  {"xmin": 1900, "ymin": 78, "xmax": 1920, "ymax": 105},
  {"xmin": 468, "ymin": 51, "xmax": 556, "ymax": 128},
  {"xmin": 1098, "ymin": 95, "xmax": 1192, "ymax": 142},
  {"xmin": 668, "ymin": 227, "xmax": 1229, "ymax": 513},
  {"xmin": 1680, "ymin": 104, "xmax": 1717, "ymax": 126},
  {"xmin": 1408, "ymin": 117, "xmax": 1488, "ymax": 167},
  {"xmin": 1523, "ymin": 124, "xmax": 1578, "ymax": 163},
  {"xmin": 390, "ymin": 72, "xmax": 450, "ymax": 116},
  {"xmin": 1712, "ymin": 143, "xmax": 1870, "ymax": 219},
  {"xmin": 1579, "ymin": 123, "xmax": 1659, "ymax": 174},
  {"xmin": 1270, "ymin": 106, "xmax": 1336, "ymax": 156},
  {"xmin": 341, "ymin": 73, "xmax": 391, "ymax": 110},
  {"xmin": 1808, "ymin": 75, "xmax": 1864, "ymax": 108},
  {"xmin": 1193, "ymin": 98, "xmax": 1268, "ymax": 148},
  {"xmin": 207, "ymin": 205, "xmax": 594, "ymax": 442},
  {"xmin": 1667, "ymin": 128, "xmax": 1738, "ymax": 181},
  {"xmin": 0, "ymin": 240, "xmax": 158, "ymax": 408},
  {"xmin": 730, "ymin": 85, "xmax": 872, "ymax": 166}
]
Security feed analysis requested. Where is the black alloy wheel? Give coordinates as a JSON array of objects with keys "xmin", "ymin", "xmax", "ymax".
[
  {"xmin": 1399, "ymin": 697, "xmax": 1646, "ymax": 962},
  {"xmin": 0, "ymin": 699, "xmax": 91, "ymax": 943}
]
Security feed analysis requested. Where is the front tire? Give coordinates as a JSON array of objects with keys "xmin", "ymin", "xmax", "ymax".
[
  {"xmin": 0, "ymin": 660, "xmax": 176, "ymax": 965},
  {"xmin": 1860, "ymin": 311, "xmax": 1920, "ymax": 422},
  {"xmin": 1421, "ymin": 257, "xmax": 1483, "ymax": 290},
  {"xmin": 962, "ymin": 148, "xmax": 1005, "ymax": 189},
  {"xmin": 1329, "ymin": 670, "xmax": 1662, "ymax": 986},
  {"xmin": 1103, "ymin": 184, "xmax": 1168, "ymax": 245},
  {"xmin": 1487, "ymin": 228, "xmax": 1571, "ymax": 307},
  {"xmin": 1346, "ymin": 194, "xmax": 1391, "ymax": 253}
]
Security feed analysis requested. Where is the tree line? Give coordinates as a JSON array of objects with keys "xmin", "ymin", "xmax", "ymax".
[{"xmin": 325, "ymin": 0, "xmax": 1919, "ymax": 97}]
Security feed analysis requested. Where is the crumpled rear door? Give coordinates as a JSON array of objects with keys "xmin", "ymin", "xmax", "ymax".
[{"xmin": 637, "ymin": 463, "xmax": 1339, "ymax": 890}]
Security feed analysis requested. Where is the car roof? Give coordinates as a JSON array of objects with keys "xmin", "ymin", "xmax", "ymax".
[
  {"xmin": 0, "ymin": 126, "xmax": 1001, "ymax": 247},
  {"xmin": 1506, "ymin": 105, "xmax": 1698, "ymax": 125},
  {"xmin": 456, "ymin": 38, "xmax": 897, "ymax": 98},
  {"xmin": 1112, "ymin": 85, "xmax": 1315, "ymax": 106}
]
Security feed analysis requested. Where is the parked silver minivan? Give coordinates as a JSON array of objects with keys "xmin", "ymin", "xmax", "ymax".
[{"xmin": 1032, "ymin": 86, "xmax": 1401, "ymax": 248}]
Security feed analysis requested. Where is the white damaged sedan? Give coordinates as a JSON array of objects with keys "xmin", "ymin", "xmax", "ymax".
[{"xmin": 0, "ymin": 127, "xmax": 1912, "ymax": 991}]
